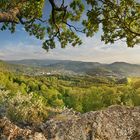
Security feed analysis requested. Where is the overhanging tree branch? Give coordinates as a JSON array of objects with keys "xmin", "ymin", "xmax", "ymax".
[{"xmin": 0, "ymin": 0, "xmax": 140, "ymax": 49}]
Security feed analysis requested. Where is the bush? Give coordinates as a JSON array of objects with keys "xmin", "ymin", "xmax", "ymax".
[{"xmin": 0, "ymin": 90, "xmax": 61, "ymax": 124}]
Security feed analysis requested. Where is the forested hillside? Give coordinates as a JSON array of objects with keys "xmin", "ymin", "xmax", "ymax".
[
  {"xmin": 0, "ymin": 60, "xmax": 50, "ymax": 75},
  {"xmin": 0, "ymin": 61, "xmax": 140, "ymax": 125},
  {"xmin": 8, "ymin": 59, "xmax": 140, "ymax": 77}
]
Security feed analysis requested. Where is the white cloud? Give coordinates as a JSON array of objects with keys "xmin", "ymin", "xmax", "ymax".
[{"xmin": 0, "ymin": 35, "xmax": 140, "ymax": 64}]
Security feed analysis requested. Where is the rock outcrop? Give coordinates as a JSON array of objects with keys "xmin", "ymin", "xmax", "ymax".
[
  {"xmin": 0, "ymin": 105, "xmax": 140, "ymax": 140},
  {"xmin": 0, "ymin": 117, "xmax": 46, "ymax": 140}
]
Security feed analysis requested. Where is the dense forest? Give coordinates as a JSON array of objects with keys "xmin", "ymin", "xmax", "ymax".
[{"xmin": 0, "ymin": 64, "xmax": 140, "ymax": 124}]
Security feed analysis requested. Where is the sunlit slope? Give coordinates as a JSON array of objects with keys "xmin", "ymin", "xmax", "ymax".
[{"xmin": 7, "ymin": 60, "xmax": 140, "ymax": 77}]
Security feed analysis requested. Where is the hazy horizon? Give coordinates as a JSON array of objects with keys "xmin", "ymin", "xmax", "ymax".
[
  {"xmin": 1, "ymin": 58, "xmax": 139, "ymax": 65},
  {"xmin": 0, "ymin": 27, "xmax": 140, "ymax": 64},
  {"xmin": 0, "ymin": 1, "xmax": 140, "ymax": 64}
]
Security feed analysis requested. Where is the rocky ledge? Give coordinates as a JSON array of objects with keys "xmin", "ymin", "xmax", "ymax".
[{"xmin": 0, "ymin": 105, "xmax": 140, "ymax": 140}]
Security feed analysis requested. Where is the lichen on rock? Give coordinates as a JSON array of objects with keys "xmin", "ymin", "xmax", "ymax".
[{"xmin": 0, "ymin": 105, "xmax": 140, "ymax": 140}]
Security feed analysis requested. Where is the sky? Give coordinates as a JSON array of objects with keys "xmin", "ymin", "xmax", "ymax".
[{"xmin": 0, "ymin": 1, "xmax": 140, "ymax": 64}]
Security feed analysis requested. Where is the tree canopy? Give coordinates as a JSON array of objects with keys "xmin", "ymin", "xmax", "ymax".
[{"xmin": 0, "ymin": 0, "xmax": 140, "ymax": 51}]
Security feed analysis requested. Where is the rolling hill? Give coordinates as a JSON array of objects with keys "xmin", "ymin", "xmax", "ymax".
[
  {"xmin": 6, "ymin": 59, "xmax": 140, "ymax": 77},
  {"xmin": 0, "ymin": 60, "xmax": 49, "ymax": 75}
]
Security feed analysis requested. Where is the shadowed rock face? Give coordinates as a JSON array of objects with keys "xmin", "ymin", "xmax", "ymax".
[{"xmin": 0, "ymin": 105, "xmax": 140, "ymax": 140}]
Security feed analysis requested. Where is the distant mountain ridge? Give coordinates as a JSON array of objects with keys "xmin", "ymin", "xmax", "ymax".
[
  {"xmin": 0, "ymin": 60, "xmax": 49, "ymax": 75},
  {"xmin": 5, "ymin": 59, "xmax": 140, "ymax": 77}
]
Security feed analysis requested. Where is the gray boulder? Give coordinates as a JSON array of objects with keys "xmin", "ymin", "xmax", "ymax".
[{"xmin": 0, "ymin": 105, "xmax": 140, "ymax": 140}]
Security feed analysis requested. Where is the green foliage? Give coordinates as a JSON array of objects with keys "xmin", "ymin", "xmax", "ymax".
[
  {"xmin": 0, "ymin": 90, "xmax": 49, "ymax": 124},
  {"xmin": 0, "ymin": 70, "xmax": 140, "ymax": 124},
  {"xmin": 0, "ymin": 0, "xmax": 139, "ymax": 50}
]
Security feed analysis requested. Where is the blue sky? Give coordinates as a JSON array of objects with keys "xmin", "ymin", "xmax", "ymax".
[
  {"xmin": 0, "ymin": 27, "xmax": 139, "ymax": 64},
  {"xmin": 0, "ymin": 1, "xmax": 140, "ymax": 64}
]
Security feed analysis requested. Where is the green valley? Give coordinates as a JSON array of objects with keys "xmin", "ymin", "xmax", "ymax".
[{"xmin": 0, "ymin": 60, "xmax": 140, "ymax": 125}]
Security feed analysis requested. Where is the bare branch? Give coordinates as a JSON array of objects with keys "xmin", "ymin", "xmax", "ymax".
[{"xmin": 63, "ymin": 22, "xmax": 84, "ymax": 33}]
